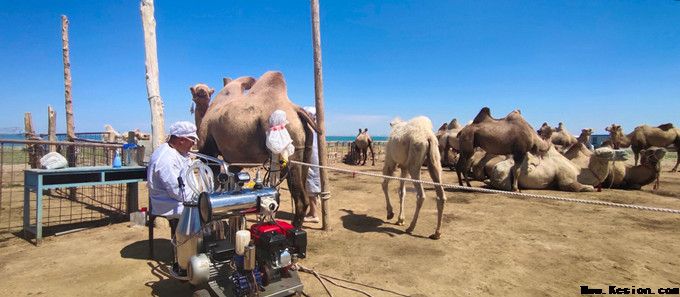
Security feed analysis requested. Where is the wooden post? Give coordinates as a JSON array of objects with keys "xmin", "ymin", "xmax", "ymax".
[
  {"xmin": 311, "ymin": 0, "xmax": 331, "ymax": 231},
  {"xmin": 62, "ymin": 16, "xmax": 75, "ymax": 143},
  {"xmin": 24, "ymin": 112, "xmax": 36, "ymax": 139},
  {"xmin": 140, "ymin": 0, "xmax": 165, "ymax": 150},
  {"xmin": 24, "ymin": 112, "xmax": 41, "ymax": 168},
  {"xmin": 48, "ymin": 106, "xmax": 57, "ymax": 152}
]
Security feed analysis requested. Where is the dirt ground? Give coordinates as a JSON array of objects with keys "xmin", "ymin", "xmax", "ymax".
[{"xmin": 1, "ymin": 158, "xmax": 679, "ymax": 297}]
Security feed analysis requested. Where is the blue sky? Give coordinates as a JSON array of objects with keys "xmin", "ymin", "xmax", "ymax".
[{"xmin": 1, "ymin": 1, "xmax": 678, "ymax": 136}]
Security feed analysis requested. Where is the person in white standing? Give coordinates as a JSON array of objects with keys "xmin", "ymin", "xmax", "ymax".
[
  {"xmin": 303, "ymin": 106, "xmax": 321, "ymax": 223},
  {"xmin": 147, "ymin": 121, "xmax": 198, "ymax": 234}
]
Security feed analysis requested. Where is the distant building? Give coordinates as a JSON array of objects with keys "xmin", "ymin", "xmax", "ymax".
[{"xmin": 591, "ymin": 134, "xmax": 610, "ymax": 148}]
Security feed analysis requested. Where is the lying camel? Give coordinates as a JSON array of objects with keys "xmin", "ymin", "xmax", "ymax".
[
  {"xmin": 606, "ymin": 123, "xmax": 680, "ymax": 171},
  {"xmin": 382, "ymin": 116, "xmax": 446, "ymax": 240},
  {"xmin": 469, "ymin": 150, "xmax": 508, "ymax": 182},
  {"xmin": 354, "ymin": 128, "xmax": 375, "ymax": 166},
  {"xmin": 488, "ymin": 146, "xmax": 627, "ymax": 192},
  {"xmin": 603, "ymin": 147, "xmax": 667, "ymax": 190},
  {"xmin": 438, "ymin": 118, "xmax": 465, "ymax": 169},
  {"xmin": 456, "ymin": 107, "xmax": 550, "ymax": 191}
]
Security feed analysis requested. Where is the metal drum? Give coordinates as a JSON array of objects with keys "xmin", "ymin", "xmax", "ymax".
[{"xmin": 198, "ymin": 188, "xmax": 279, "ymax": 224}]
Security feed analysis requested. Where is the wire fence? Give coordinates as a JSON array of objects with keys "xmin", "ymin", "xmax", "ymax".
[
  {"xmin": 326, "ymin": 141, "xmax": 386, "ymax": 164},
  {"xmin": 0, "ymin": 138, "xmax": 127, "ymax": 242}
]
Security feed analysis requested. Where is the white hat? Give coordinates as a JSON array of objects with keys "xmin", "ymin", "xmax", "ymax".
[
  {"xmin": 303, "ymin": 106, "xmax": 316, "ymax": 115},
  {"xmin": 169, "ymin": 121, "xmax": 199, "ymax": 140}
]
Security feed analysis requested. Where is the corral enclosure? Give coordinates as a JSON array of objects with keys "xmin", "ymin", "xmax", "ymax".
[{"xmin": 0, "ymin": 144, "xmax": 679, "ymax": 296}]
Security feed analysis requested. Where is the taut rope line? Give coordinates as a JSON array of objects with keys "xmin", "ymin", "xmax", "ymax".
[{"xmin": 289, "ymin": 160, "xmax": 680, "ymax": 215}]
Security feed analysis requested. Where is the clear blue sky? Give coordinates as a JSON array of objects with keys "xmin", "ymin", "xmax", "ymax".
[{"xmin": 1, "ymin": 1, "xmax": 678, "ymax": 136}]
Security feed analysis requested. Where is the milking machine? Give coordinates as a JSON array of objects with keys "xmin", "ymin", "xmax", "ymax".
[{"xmin": 169, "ymin": 152, "xmax": 306, "ymax": 297}]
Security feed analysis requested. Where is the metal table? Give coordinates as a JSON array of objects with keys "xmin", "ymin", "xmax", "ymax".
[{"xmin": 23, "ymin": 166, "xmax": 147, "ymax": 245}]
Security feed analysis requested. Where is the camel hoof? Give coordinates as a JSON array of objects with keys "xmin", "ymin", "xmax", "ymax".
[
  {"xmin": 429, "ymin": 233, "xmax": 441, "ymax": 240},
  {"xmin": 387, "ymin": 212, "xmax": 394, "ymax": 220},
  {"xmin": 397, "ymin": 219, "xmax": 405, "ymax": 226}
]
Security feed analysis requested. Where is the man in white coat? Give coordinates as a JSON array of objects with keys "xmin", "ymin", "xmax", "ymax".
[
  {"xmin": 147, "ymin": 121, "xmax": 198, "ymax": 234},
  {"xmin": 303, "ymin": 107, "xmax": 321, "ymax": 223}
]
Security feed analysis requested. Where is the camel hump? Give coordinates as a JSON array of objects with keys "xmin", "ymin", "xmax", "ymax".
[
  {"xmin": 437, "ymin": 123, "xmax": 448, "ymax": 132},
  {"xmin": 249, "ymin": 71, "xmax": 287, "ymax": 99},
  {"xmin": 409, "ymin": 116, "xmax": 434, "ymax": 131},
  {"xmin": 657, "ymin": 123, "xmax": 674, "ymax": 131},
  {"xmin": 223, "ymin": 77, "xmax": 232, "ymax": 86},
  {"xmin": 472, "ymin": 107, "xmax": 492, "ymax": 124},
  {"xmin": 222, "ymin": 76, "xmax": 256, "ymax": 96},
  {"xmin": 447, "ymin": 118, "xmax": 461, "ymax": 129}
]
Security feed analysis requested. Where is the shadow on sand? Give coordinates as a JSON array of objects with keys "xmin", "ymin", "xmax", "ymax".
[
  {"xmin": 339, "ymin": 209, "xmax": 428, "ymax": 239},
  {"xmin": 120, "ymin": 239, "xmax": 193, "ymax": 296}
]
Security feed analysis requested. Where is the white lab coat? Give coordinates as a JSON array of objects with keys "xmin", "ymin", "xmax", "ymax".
[{"xmin": 147, "ymin": 143, "xmax": 192, "ymax": 218}]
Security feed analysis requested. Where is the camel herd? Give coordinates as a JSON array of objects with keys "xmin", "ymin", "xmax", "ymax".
[
  {"xmin": 179, "ymin": 71, "xmax": 677, "ymax": 240},
  {"xmin": 375, "ymin": 107, "xmax": 679, "ymax": 239}
]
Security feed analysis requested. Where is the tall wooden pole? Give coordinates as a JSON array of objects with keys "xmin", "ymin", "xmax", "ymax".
[
  {"xmin": 140, "ymin": 0, "xmax": 165, "ymax": 150},
  {"xmin": 311, "ymin": 0, "xmax": 331, "ymax": 231},
  {"xmin": 62, "ymin": 16, "xmax": 75, "ymax": 142},
  {"xmin": 24, "ymin": 112, "xmax": 39, "ymax": 168},
  {"xmin": 48, "ymin": 106, "xmax": 57, "ymax": 152},
  {"xmin": 24, "ymin": 112, "xmax": 36, "ymax": 140}
]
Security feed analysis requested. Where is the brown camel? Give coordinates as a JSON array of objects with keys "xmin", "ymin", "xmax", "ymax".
[
  {"xmin": 192, "ymin": 71, "xmax": 319, "ymax": 228},
  {"xmin": 604, "ymin": 147, "xmax": 667, "ymax": 190},
  {"xmin": 606, "ymin": 123, "xmax": 680, "ymax": 171},
  {"xmin": 438, "ymin": 118, "xmax": 465, "ymax": 169},
  {"xmin": 354, "ymin": 128, "xmax": 375, "ymax": 166},
  {"xmin": 538, "ymin": 122, "xmax": 578, "ymax": 152},
  {"xmin": 382, "ymin": 116, "xmax": 446, "ymax": 240},
  {"xmin": 456, "ymin": 107, "xmax": 550, "ymax": 191},
  {"xmin": 189, "ymin": 83, "xmax": 214, "ymax": 132},
  {"xmin": 563, "ymin": 128, "xmax": 594, "ymax": 168}
]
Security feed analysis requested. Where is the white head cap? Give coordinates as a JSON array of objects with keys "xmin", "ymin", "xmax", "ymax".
[{"xmin": 169, "ymin": 121, "xmax": 199, "ymax": 140}]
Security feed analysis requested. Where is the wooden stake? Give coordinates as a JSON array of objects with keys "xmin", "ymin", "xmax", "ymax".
[
  {"xmin": 311, "ymin": 0, "xmax": 331, "ymax": 231},
  {"xmin": 24, "ymin": 112, "xmax": 36, "ymax": 139},
  {"xmin": 62, "ymin": 16, "xmax": 75, "ymax": 142},
  {"xmin": 24, "ymin": 112, "xmax": 40, "ymax": 168},
  {"xmin": 140, "ymin": 0, "xmax": 165, "ymax": 150},
  {"xmin": 48, "ymin": 106, "xmax": 57, "ymax": 152}
]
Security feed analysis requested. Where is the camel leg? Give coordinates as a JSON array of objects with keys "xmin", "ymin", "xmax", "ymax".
[
  {"xmin": 396, "ymin": 169, "xmax": 408, "ymax": 226},
  {"xmin": 511, "ymin": 153, "xmax": 525, "ymax": 192},
  {"xmin": 368, "ymin": 142, "xmax": 375, "ymax": 166},
  {"xmin": 381, "ymin": 159, "xmax": 397, "ymax": 220},
  {"xmin": 361, "ymin": 148, "xmax": 367, "ymax": 165},
  {"xmin": 455, "ymin": 152, "xmax": 472, "ymax": 187},
  {"xmin": 286, "ymin": 164, "xmax": 309, "ymax": 228},
  {"xmin": 405, "ymin": 166, "xmax": 425, "ymax": 235},
  {"xmin": 425, "ymin": 160, "xmax": 446, "ymax": 240},
  {"xmin": 672, "ymin": 144, "xmax": 680, "ymax": 172}
]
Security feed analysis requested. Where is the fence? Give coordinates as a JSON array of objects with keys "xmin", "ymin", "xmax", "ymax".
[{"xmin": 0, "ymin": 139, "xmax": 125, "ymax": 242}]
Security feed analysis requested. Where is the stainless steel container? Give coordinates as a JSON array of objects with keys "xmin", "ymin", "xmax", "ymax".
[
  {"xmin": 198, "ymin": 188, "xmax": 278, "ymax": 224},
  {"xmin": 175, "ymin": 203, "xmax": 203, "ymax": 271}
]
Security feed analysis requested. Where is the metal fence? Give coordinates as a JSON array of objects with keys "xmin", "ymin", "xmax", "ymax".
[{"xmin": 0, "ymin": 139, "xmax": 126, "ymax": 242}]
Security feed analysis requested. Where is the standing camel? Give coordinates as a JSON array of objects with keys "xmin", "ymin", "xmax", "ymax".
[
  {"xmin": 456, "ymin": 107, "xmax": 550, "ymax": 192},
  {"xmin": 606, "ymin": 123, "xmax": 680, "ymax": 171},
  {"xmin": 354, "ymin": 128, "xmax": 375, "ymax": 166},
  {"xmin": 192, "ymin": 72, "xmax": 319, "ymax": 227},
  {"xmin": 382, "ymin": 116, "xmax": 446, "ymax": 240}
]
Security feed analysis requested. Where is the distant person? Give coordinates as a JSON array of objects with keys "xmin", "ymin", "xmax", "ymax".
[
  {"xmin": 147, "ymin": 121, "xmax": 199, "ymax": 233},
  {"xmin": 303, "ymin": 106, "xmax": 321, "ymax": 223}
]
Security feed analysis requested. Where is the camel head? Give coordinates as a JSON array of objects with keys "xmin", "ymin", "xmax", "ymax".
[
  {"xmin": 593, "ymin": 147, "xmax": 629, "ymax": 162},
  {"xmin": 605, "ymin": 124, "xmax": 627, "ymax": 148},
  {"xmin": 390, "ymin": 117, "xmax": 404, "ymax": 127},
  {"xmin": 577, "ymin": 128, "xmax": 593, "ymax": 143},
  {"xmin": 639, "ymin": 147, "xmax": 667, "ymax": 167},
  {"xmin": 190, "ymin": 83, "xmax": 214, "ymax": 107},
  {"xmin": 537, "ymin": 122, "xmax": 554, "ymax": 140}
]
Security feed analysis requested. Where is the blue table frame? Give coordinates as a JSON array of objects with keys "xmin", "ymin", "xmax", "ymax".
[{"xmin": 23, "ymin": 166, "xmax": 147, "ymax": 245}]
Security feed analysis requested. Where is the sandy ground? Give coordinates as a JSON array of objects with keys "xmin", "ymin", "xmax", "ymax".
[{"xmin": 1, "ymin": 158, "xmax": 679, "ymax": 297}]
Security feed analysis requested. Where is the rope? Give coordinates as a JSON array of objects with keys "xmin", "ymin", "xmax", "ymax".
[
  {"xmin": 293, "ymin": 264, "xmax": 410, "ymax": 297},
  {"xmin": 289, "ymin": 160, "xmax": 680, "ymax": 215}
]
